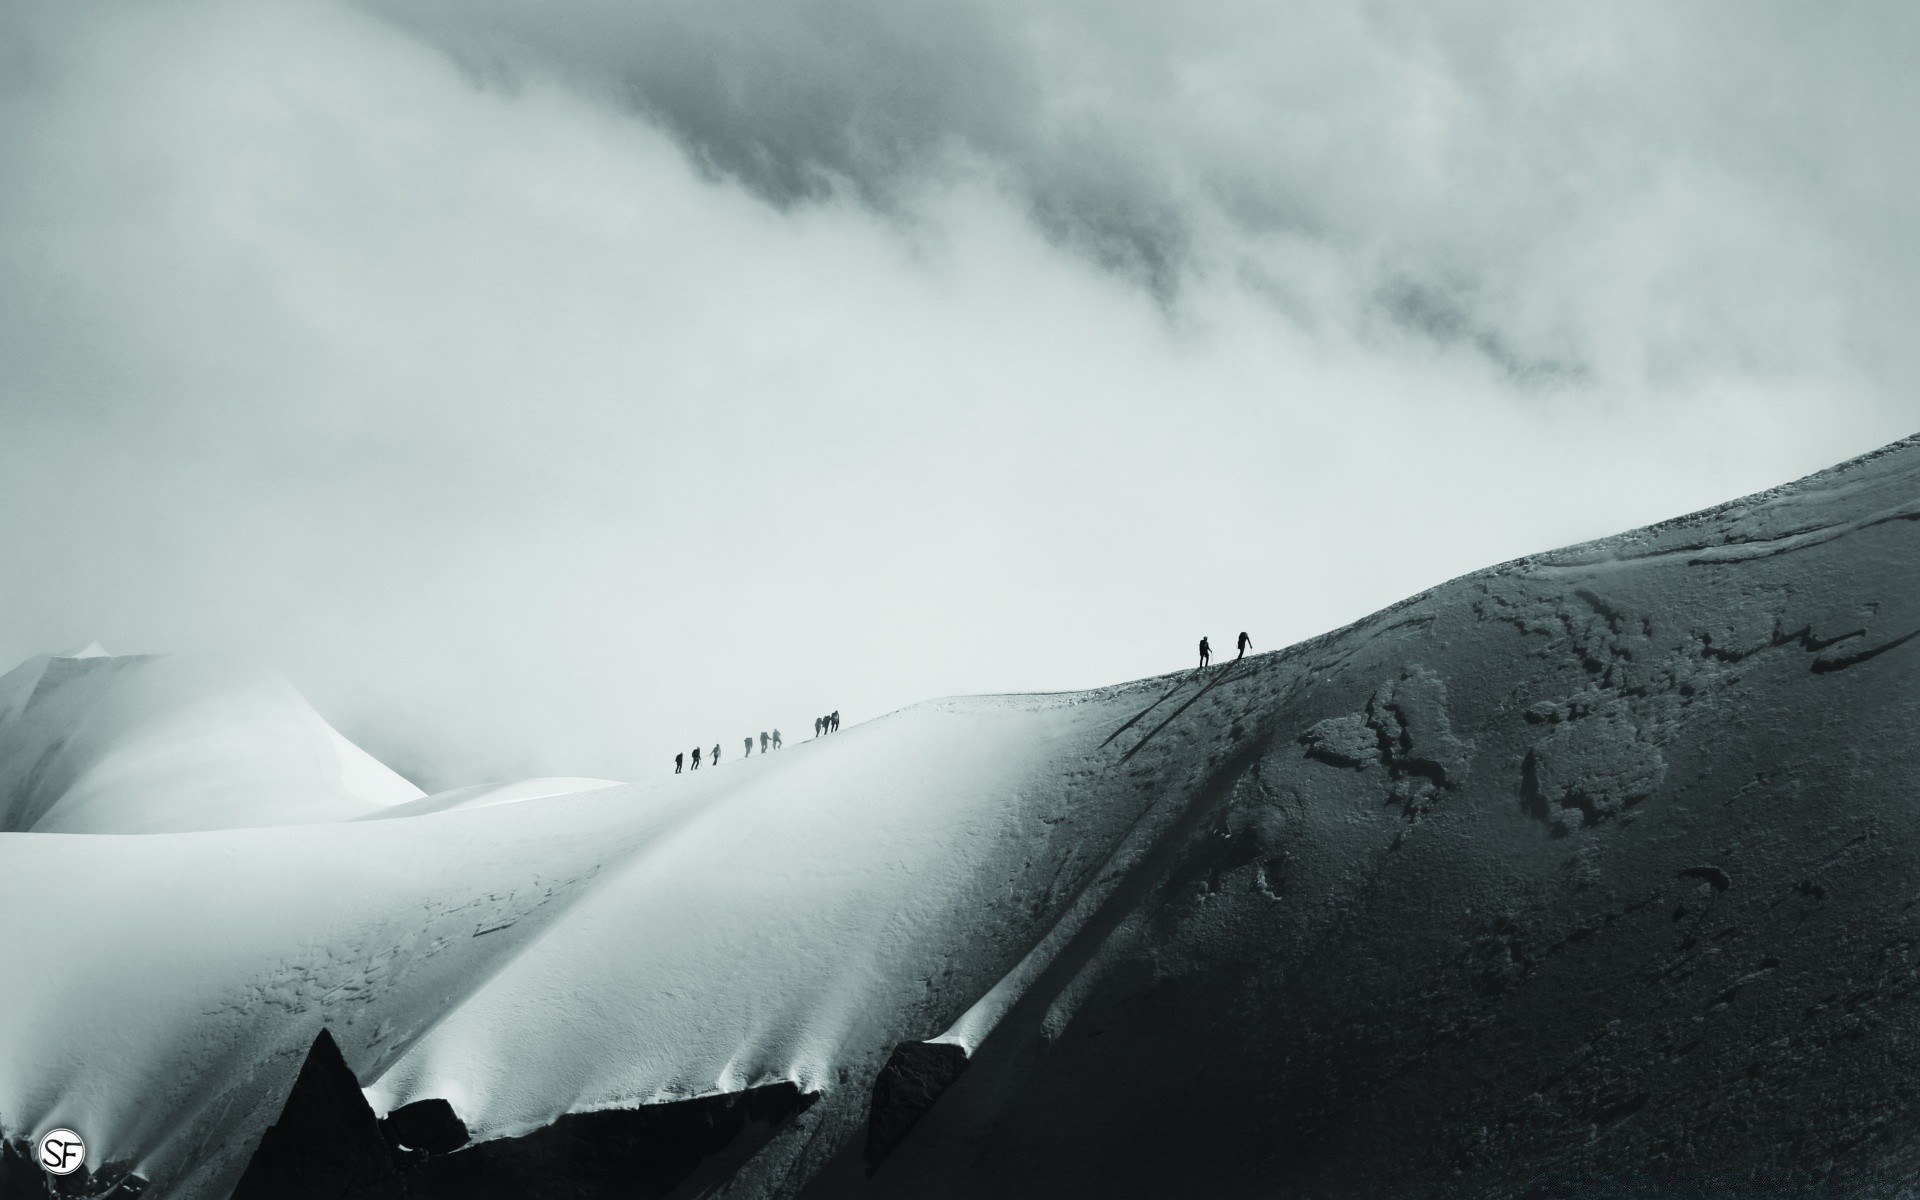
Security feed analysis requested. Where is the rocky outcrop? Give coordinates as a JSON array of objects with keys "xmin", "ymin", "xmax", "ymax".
[
  {"xmin": 379, "ymin": 1099, "xmax": 468, "ymax": 1158},
  {"xmin": 229, "ymin": 1029, "xmax": 403, "ymax": 1200},
  {"xmin": 392, "ymin": 1082, "xmax": 814, "ymax": 1200},
  {"xmin": 225, "ymin": 1029, "xmax": 816, "ymax": 1200},
  {"xmin": 864, "ymin": 1042, "xmax": 970, "ymax": 1169}
]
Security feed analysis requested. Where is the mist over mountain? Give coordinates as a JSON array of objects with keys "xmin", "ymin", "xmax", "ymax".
[{"xmin": 2, "ymin": 1, "xmax": 1912, "ymax": 794}]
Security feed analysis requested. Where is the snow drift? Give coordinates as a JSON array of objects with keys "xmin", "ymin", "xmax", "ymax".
[{"xmin": 4, "ymin": 434, "xmax": 1920, "ymax": 1198}]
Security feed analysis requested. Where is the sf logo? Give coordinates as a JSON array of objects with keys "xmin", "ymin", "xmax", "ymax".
[{"xmin": 37, "ymin": 1127, "xmax": 86, "ymax": 1176}]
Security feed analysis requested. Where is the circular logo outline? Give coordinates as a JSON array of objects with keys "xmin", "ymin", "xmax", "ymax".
[{"xmin": 37, "ymin": 1127, "xmax": 87, "ymax": 1176}]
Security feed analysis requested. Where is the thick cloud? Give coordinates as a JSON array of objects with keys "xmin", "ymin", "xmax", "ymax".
[
  {"xmin": 358, "ymin": 0, "xmax": 1920, "ymax": 388},
  {"xmin": 0, "ymin": 1, "xmax": 1911, "ymax": 788}
]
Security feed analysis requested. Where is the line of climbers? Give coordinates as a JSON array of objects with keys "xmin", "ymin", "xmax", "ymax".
[
  {"xmin": 673, "ymin": 710, "xmax": 839, "ymax": 773},
  {"xmin": 677, "ymin": 728, "xmax": 781, "ymax": 774},
  {"xmin": 674, "ymin": 627, "xmax": 1252, "ymax": 772},
  {"xmin": 675, "ymin": 626, "xmax": 1253, "ymax": 775}
]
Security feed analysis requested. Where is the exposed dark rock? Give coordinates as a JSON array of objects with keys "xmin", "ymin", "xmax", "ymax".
[
  {"xmin": 399, "ymin": 1082, "xmax": 814, "ymax": 1200},
  {"xmin": 229, "ymin": 1028, "xmax": 402, "ymax": 1200},
  {"xmin": 379, "ymin": 1099, "xmax": 468, "ymax": 1157},
  {"xmin": 229, "ymin": 1062, "xmax": 813, "ymax": 1200},
  {"xmin": 864, "ymin": 1041, "xmax": 970, "ymax": 1169}
]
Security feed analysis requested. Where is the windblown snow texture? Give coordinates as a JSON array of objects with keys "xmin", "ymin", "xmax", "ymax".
[{"xmin": 0, "ymin": 435, "xmax": 1917, "ymax": 1199}]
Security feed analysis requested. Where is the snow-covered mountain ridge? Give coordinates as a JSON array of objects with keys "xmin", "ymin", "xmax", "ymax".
[{"xmin": 4, "ymin": 433, "xmax": 1920, "ymax": 1198}]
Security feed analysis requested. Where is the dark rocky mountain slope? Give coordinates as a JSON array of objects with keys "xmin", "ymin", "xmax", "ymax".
[{"xmin": 814, "ymin": 434, "xmax": 1920, "ymax": 1198}]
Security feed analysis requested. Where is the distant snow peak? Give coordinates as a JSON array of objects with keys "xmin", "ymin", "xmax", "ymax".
[{"xmin": 0, "ymin": 649, "xmax": 422, "ymax": 833}]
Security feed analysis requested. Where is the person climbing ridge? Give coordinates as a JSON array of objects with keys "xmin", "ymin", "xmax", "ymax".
[
  {"xmin": 712, "ymin": 743, "xmax": 721, "ymax": 765},
  {"xmin": 831, "ymin": 710, "xmax": 840, "ymax": 732},
  {"xmin": 772, "ymin": 728, "xmax": 782, "ymax": 749},
  {"xmin": 675, "ymin": 752, "xmax": 684, "ymax": 774},
  {"xmin": 1237, "ymin": 631, "xmax": 1251, "ymax": 658},
  {"xmin": 691, "ymin": 746, "xmax": 701, "ymax": 770},
  {"xmin": 1199, "ymin": 636, "xmax": 1212, "ymax": 669},
  {"xmin": 760, "ymin": 730, "xmax": 770, "ymax": 753},
  {"xmin": 813, "ymin": 716, "xmax": 823, "ymax": 738},
  {"xmin": 744, "ymin": 736, "xmax": 753, "ymax": 758}
]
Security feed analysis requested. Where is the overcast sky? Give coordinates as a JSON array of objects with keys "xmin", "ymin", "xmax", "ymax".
[{"xmin": 2, "ymin": 1, "xmax": 1915, "ymax": 788}]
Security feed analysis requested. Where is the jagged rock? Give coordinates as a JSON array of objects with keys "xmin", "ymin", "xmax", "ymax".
[
  {"xmin": 229, "ymin": 1028, "xmax": 401, "ymax": 1200},
  {"xmin": 380, "ymin": 1098, "xmax": 469, "ymax": 1157},
  {"xmin": 865, "ymin": 1041, "xmax": 970, "ymax": 1168}
]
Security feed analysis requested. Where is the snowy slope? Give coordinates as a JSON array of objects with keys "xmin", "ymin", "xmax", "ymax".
[
  {"xmin": 4, "ymin": 434, "xmax": 1920, "ymax": 1199},
  {"xmin": 355, "ymin": 777, "xmax": 622, "ymax": 821},
  {"xmin": 0, "ymin": 661, "xmax": 1215, "ymax": 1198}
]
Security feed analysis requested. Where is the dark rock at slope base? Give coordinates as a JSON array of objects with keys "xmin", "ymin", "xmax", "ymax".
[
  {"xmin": 838, "ymin": 436, "xmax": 1920, "ymax": 1197},
  {"xmin": 864, "ymin": 1041, "xmax": 970, "ymax": 1169},
  {"xmin": 229, "ymin": 1028, "xmax": 403, "ymax": 1200},
  {"xmin": 395, "ymin": 1081, "xmax": 815, "ymax": 1200},
  {"xmin": 227, "ymin": 1028, "xmax": 817, "ymax": 1200},
  {"xmin": 379, "ymin": 1099, "xmax": 469, "ymax": 1157}
]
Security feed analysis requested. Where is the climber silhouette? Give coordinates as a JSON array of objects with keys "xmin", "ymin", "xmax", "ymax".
[
  {"xmin": 814, "ymin": 716, "xmax": 823, "ymax": 737},
  {"xmin": 712, "ymin": 743, "xmax": 721, "ymax": 765},
  {"xmin": 772, "ymin": 728, "xmax": 783, "ymax": 749},
  {"xmin": 831, "ymin": 710, "xmax": 840, "ymax": 732},
  {"xmin": 1237, "ymin": 631, "xmax": 1251, "ymax": 658},
  {"xmin": 744, "ymin": 736, "xmax": 753, "ymax": 758},
  {"xmin": 760, "ymin": 731, "xmax": 770, "ymax": 753},
  {"xmin": 691, "ymin": 746, "xmax": 701, "ymax": 770},
  {"xmin": 675, "ymin": 752, "xmax": 684, "ymax": 774},
  {"xmin": 1199, "ymin": 636, "xmax": 1212, "ymax": 668}
]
